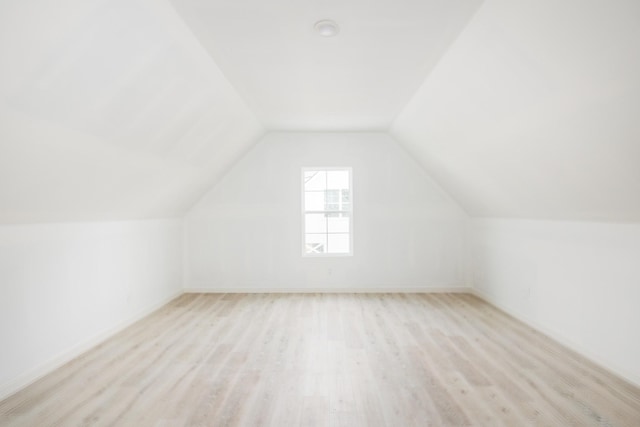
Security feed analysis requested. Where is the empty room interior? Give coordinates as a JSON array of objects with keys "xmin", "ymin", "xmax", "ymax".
[{"xmin": 1, "ymin": 0, "xmax": 640, "ymax": 425}]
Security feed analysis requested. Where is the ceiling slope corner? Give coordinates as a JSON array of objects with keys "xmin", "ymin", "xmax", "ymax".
[
  {"xmin": 182, "ymin": 128, "xmax": 267, "ymax": 217},
  {"xmin": 166, "ymin": 0, "xmax": 266, "ymax": 128},
  {"xmin": 386, "ymin": 131, "xmax": 471, "ymax": 219}
]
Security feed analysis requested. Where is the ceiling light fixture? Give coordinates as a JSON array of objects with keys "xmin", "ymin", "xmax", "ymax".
[{"xmin": 314, "ymin": 20, "xmax": 340, "ymax": 37}]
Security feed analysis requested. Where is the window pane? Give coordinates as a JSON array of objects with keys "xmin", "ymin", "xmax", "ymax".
[
  {"xmin": 328, "ymin": 233, "xmax": 350, "ymax": 253},
  {"xmin": 304, "ymin": 191, "xmax": 325, "ymax": 211},
  {"xmin": 304, "ymin": 171, "xmax": 326, "ymax": 191},
  {"xmin": 341, "ymin": 189, "xmax": 351, "ymax": 212},
  {"xmin": 325, "ymin": 189, "xmax": 339, "ymax": 211},
  {"xmin": 305, "ymin": 214, "xmax": 327, "ymax": 233},
  {"xmin": 328, "ymin": 213, "xmax": 350, "ymax": 233},
  {"xmin": 327, "ymin": 170, "xmax": 349, "ymax": 190},
  {"xmin": 305, "ymin": 234, "xmax": 327, "ymax": 254}
]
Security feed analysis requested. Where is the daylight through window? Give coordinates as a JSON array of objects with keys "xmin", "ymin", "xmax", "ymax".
[{"xmin": 302, "ymin": 168, "xmax": 352, "ymax": 256}]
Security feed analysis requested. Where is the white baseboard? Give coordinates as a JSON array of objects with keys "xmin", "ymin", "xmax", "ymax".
[
  {"xmin": 0, "ymin": 290, "xmax": 182, "ymax": 402},
  {"xmin": 471, "ymin": 288, "xmax": 640, "ymax": 390},
  {"xmin": 184, "ymin": 286, "xmax": 472, "ymax": 294}
]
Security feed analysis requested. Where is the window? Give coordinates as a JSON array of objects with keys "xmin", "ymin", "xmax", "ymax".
[{"xmin": 302, "ymin": 168, "xmax": 352, "ymax": 256}]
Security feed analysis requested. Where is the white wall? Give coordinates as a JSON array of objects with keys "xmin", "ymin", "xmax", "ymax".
[
  {"xmin": 0, "ymin": 219, "xmax": 183, "ymax": 399},
  {"xmin": 185, "ymin": 132, "xmax": 469, "ymax": 291},
  {"xmin": 472, "ymin": 219, "xmax": 640, "ymax": 386}
]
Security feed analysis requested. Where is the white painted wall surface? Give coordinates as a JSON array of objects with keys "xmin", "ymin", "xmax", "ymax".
[
  {"xmin": 472, "ymin": 219, "xmax": 640, "ymax": 386},
  {"xmin": 185, "ymin": 132, "xmax": 469, "ymax": 291},
  {"xmin": 0, "ymin": 219, "xmax": 183, "ymax": 399}
]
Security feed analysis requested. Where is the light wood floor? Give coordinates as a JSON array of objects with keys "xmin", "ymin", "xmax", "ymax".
[{"xmin": 1, "ymin": 293, "xmax": 639, "ymax": 426}]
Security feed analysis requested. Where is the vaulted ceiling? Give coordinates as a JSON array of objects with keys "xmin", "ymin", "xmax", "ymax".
[
  {"xmin": 392, "ymin": 0, "xmax": 640, "ymax": 221},
  {"xmin": 0, "ymin": 0, "xmax": 264, "ymax": 223},
  {"xmin": 1, "ymin": 0, "xmax": 639, "ymax": 223},
  {"xmin": 170, "ymin": 0, "xmax": 483, "ymax": 130}
]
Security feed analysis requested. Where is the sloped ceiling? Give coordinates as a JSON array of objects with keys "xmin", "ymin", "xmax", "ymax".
[
  {"xmin": 392, "ymin": 0, "xmax": 640, "ymax": 222},
  {"xmin": 168, "ymin": 0, "xmax": 483, "ymax": 130},
  {"xmin": 2, "ymin": 0, "xmax": 639, "ymax": 224},
  {"xmin": 0, "ymin": 0, "xmax": 264, "ymax": 223}
]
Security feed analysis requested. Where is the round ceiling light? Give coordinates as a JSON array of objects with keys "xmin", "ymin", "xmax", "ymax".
[{"xmin": 314, "ymin": 20, "xmax": 340, "ymax": 37}]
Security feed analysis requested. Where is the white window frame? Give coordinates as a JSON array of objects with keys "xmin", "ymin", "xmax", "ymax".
[{"xmin": 301, "ymin": 167, "xmax": 353, "ymax": 257}]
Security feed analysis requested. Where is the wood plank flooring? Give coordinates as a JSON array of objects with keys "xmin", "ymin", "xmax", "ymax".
[{"xmin": 1, "ymin": 293, "xmax": 639, "ymax": 426}]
